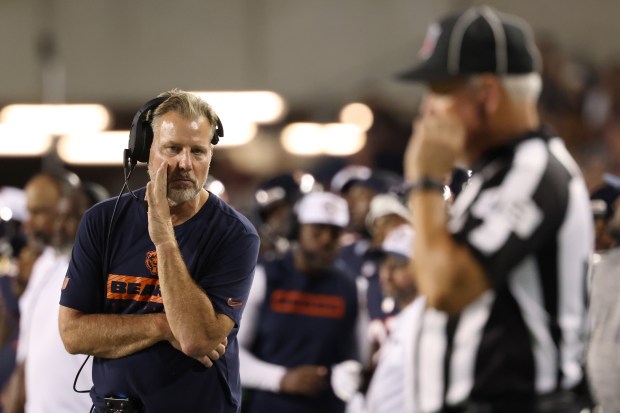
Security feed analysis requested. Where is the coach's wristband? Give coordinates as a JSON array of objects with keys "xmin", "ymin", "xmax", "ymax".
[{"xmin": 404, "ymin": 177, "xmax": 445, "ymax": 195}]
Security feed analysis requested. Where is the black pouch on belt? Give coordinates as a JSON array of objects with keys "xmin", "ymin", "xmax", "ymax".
[{"xmin": 103, "ymin": 396, "xmax": 138, "ymax": 413}]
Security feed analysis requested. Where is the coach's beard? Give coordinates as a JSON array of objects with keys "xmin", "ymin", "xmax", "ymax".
[{"xmin": 167, "ymin": 172, "xmax": 200, "ymax": 205}]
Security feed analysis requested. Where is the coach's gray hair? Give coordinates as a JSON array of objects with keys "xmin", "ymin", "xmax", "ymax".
[{"xmin": 151, "ymin": 89, "xmax": 218, "ymax": 138}]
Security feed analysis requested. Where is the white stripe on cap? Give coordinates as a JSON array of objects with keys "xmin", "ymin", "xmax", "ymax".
[
  {"xmin": 448, "ymin": 8, "xmax": 480, "ymax": 75},
  {"xmin": 499, "ymin": 10, "xmax": 543, "ymax": 73},
  {"xmin": 480, "ymin": 6, "xmax": 508, "ymax": 74}
]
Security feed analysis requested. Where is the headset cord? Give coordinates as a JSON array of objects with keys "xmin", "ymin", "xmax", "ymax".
[
  {"xmin": 73, "ymin": 355, "xmax": 92, "ymax": 393},
  {"xmin": 73, "ymin": 162, "xmax": 137, "ymax": 394},
  {"xmin": 123, "ymin": 149, "xmax": 139, "ymax": 200}
]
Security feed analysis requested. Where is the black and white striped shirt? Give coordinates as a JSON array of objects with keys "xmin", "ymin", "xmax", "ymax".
[{"xmin": 412, "ymin": 129, "xmax": 593, "ymax": 412}]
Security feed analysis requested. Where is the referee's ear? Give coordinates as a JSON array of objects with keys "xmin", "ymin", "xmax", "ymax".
[{"xmin": 476, "ymin": 74, "xmax": 502, "ymax": 116}]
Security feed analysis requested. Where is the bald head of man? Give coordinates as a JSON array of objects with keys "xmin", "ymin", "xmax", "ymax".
[{"xmin": 24, "ymin": 174, "xmax": 65, "ymax": 246}]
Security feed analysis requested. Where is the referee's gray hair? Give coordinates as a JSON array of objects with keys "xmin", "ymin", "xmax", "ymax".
[{"xmin": 468, "ymin": 73, "xmax": 542, "ymax": 103}]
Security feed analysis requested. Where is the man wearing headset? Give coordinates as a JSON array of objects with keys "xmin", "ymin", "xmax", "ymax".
[{"xmin": 58, "ymin": 89, "xmax": 260, "ymax": 413}]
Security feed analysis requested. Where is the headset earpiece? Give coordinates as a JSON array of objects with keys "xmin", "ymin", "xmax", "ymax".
[
  {"xmin": 212, "ymin": 116, "xmax": 224, "ymax": 145},
  {"xmin": 127, "ymin": 96, "xmax": 167, "ymax": 166}
]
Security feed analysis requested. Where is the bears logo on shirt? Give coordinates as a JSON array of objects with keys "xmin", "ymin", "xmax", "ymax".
[
  {"xmin": 145, "ymin": 250, "xmax": 158, "ymax": 275},
  {"xmin": 107, "ymin": 274, "xmax": 163, "ymax": 304},
  {"xmin": 270, "ymin": 290, "xmax": 345, "ymax": 319}
]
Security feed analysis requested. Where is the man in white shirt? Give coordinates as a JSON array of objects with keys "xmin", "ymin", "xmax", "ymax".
[
  {"xmin": 348, "ymin": 224, "xmax": 423, "ymax": 413},
  {"xmin": 7, "ymin": 183, "xmax": 93, "ymax": 413}
]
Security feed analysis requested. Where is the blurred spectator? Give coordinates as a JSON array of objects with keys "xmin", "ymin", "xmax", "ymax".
[
  {"xmin": 590, "ymin": 178, "xmax": 620, "ymax": 252},
  {"xmin": 591, "ymin": 199, "xmax": 615, "ymax": 252},
  {"xmin": 0, "ymin": 281, "xmax": 18, "ymax": 413},
  {"xmin": 13, "ymin": 174, "xmax": 65, "ymax": 298},
  {"xmin": 331, "ymin": 168, "xmax": 407, "ymax": 380},
  {"xmin": 0, "ymin": 188, "xmax": 27, "ymax": 413},
  {"xmin": 253, "ymin": 172, "xmax": 318, "ymax": 260},
  {"xmin": 347, "ymin": 224, "xmax": 421, "ymax": 413},
  {"xmin": 2, "ymin": 175, "xmax": 64, "ymax": 412},
  {"xmin": 239, "ymin": 192, "xmax": 360, "ymax": 413},
  {"xmin": 348, "ymin": 193, "xmax": 411, "ymax": 369},
  {"xmin": 331, "ymin": 166, "xmax": 401, "ymax": 243},
  {"xmin": 5, "ymin": 184, "xmax": 94, "ymax": 413},
  {"xmin": 0, "ymin": 187, "xmax": 28, "ymax": 265},
  {"xmin": 332, "ymin": 166, "xmax": 403, "ymax": 279},
  {"xmin": 375, "ymin": 225, "xmax": 418, "ymax": 327},
  {"xmin": 2, "ymin": 172, "xmax": 74, "ymax": 413},
  {"xmin": 587, "ymin": 198, "xmax": 620, "ymax": 413}
]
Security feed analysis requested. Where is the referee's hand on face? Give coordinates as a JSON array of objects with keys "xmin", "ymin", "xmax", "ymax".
[
  {"xmin": 279, "ymin": 365, "xmax": 328, "ymax": 397},
  {"xmin": 404, "ymin": 98, "xmax": 466, "ymax": 183}
]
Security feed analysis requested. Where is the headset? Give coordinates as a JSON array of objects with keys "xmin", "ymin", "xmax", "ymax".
[{"xmin": 125, "ymin": 95, "xmax": 225, "ymax": 167}]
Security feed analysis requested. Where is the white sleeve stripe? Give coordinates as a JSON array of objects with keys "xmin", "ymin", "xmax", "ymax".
[
  {"xmin": 236, "ymin": 265, "xmax": 266, "ymax": 348},
  {"xmin": 239, "ymin": 347, "xmax": 287, "ymax": 392},
  {"xmin": 238, "ymin": 264, "xmax": 288, "ymax": 392}
]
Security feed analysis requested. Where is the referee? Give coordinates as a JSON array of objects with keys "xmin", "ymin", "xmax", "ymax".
[{"xmin": 400, "ymin": 6, "xmax": 593, "ymax": 413}]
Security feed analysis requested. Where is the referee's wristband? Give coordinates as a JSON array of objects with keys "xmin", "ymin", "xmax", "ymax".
[{"xmin": 404, "ymin": 177, "xmax": 445, "ymax": 196}]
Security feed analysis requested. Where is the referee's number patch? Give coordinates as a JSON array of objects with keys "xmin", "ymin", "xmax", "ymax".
[{"xmin": 469, "ymin": 188, "xmax": 543, "ymax": 254}]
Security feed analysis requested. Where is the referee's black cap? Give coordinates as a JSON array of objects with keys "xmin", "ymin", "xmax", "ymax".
[{"xmin": 399, "ymin": 6, "xmax": 542, "ymax": 83}]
